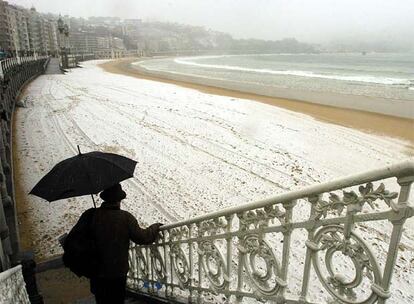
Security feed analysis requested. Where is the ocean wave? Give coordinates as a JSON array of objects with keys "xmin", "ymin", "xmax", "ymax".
[{"xmin": 174, "ymin": 58, "xmax": 412, "ymax": 86}]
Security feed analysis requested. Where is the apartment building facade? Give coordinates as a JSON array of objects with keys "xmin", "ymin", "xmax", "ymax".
[
  {"xmin": 0, "ymin": 0, "xmax": 12, "ymax": 52},
  {"xmin": 0, "ymin": 1, "xmax": 59, "ymax": 56}
]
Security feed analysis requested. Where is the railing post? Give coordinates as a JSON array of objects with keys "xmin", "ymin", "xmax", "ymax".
[
  {"xmin": 162, "ymin": 231, "xmax": 169, "ymax": 299},
  {"xmin": 145, "ymin": 246, "xmax": 151, "ymax": 294},
  {"xmin": 188, "ymin": 224, "xmax": 194, "ymax": 303},
  {"xmin": 225, "ymin": 214, "xmax": 233, "ymax": 303},
  {"xmin": 377, "ymin": 176, "xmax": 414, "ymax": 304},
  {"xmin": 299, "ymin": 196, "xmax": 319, "ymax": 304},
  {"xmin": 276, "ymin": 200, "xmax": 296, "ymax": 303},
  {"xmin": 20, "ymin": 251, "xmax": 44, "ymax": 304},
  {"xmin": 235, "ymin": 213, "xmax": 244, "ymax": 303},
  {"xmin": 196, "ymin": 223, "xmax": 202, "ymax": 303},
  {"xmin": 169, "ymin": 230, "xmax": 175, "ymax": 301}
]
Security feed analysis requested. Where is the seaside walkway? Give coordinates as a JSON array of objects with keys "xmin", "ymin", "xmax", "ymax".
[{"xmin": 43, "ymin": 58, "xmax": 63, "ymax": 75}]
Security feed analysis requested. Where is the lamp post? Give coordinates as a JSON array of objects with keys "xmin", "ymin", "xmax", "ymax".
[
  {"xmin": 57, "ymin": 16, "xmax": 69, "ymax": 69},
  {"xmin": 63, "ymin": 24, "xmax": 69, "ymax": 48}
]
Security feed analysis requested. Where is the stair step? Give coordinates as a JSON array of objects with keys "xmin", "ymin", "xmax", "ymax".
[
  {"xmin": 72, "ymin": 297, "xmax": 95, "ymax": 304},
  {"xmin": 73, "ymin": 296, "xmax": 143, "ymax": 304}
]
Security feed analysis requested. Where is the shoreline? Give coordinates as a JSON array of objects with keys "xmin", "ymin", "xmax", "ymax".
[
  {"xmin": 100, "ymin": 59, "xmax": 414, "ymax": 147},
  {"xmin": 132, "ymin": 59, "xmax": 414, "ymax": 120}
]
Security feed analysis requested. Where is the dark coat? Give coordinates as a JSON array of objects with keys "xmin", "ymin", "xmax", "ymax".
[{"xmin": 75, "ymin": 202, "xmax": 160, "ymax": 278}]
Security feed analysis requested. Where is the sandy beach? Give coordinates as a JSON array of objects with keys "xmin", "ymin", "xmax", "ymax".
[{"xmin": 101, "ymin": 58, "xmax": 414, "ymax": 146}]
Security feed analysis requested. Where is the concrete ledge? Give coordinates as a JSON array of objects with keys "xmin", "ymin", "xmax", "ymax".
[{"xmin": 35, "ymin": 255, "xmax": 64, "ymax": 273}]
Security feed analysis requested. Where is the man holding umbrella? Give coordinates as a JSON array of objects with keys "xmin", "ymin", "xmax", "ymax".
[
  {"xmin": 30, "ymin": 148, "xmax": 163, "ymax": 303},
  {"xmin": 72, "ymin": 183, "xmax": 162, "ymax": 304}
]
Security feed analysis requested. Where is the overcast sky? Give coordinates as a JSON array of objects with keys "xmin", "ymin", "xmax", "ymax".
[{"xmin": 8, "ymin": 0, "xmax": 414, "ymax": 44}]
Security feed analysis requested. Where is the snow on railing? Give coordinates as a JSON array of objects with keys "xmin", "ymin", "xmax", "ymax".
[
  {"xmin": 127, "ymin": 161, "xmax": 414, "ymax": 303},
  {"xmin": 0, "ymin": 265, "xmax": 29, "ymax": 303},
  {"xmin": 0, "ymin": 56, "xmax": 49, "ymax": 80}
]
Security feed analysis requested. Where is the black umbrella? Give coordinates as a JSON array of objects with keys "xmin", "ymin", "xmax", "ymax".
[{"xmin": 30, "ymin": 146, "xmax": 137, "ymax": 207}]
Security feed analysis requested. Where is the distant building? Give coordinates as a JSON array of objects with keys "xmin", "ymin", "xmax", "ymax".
[
  {"xmin": 24, "ymin": 6, "xmax": 59, "ymax": 55},
  {"xmin": 46, "ymin": 20, "xmax": 59, "ymax": 56},
  {"xmin": 7, "ymin": 5, "xmax": 30, "ymax": 55},
  {"xmin": 112, "ymin": 37, "xmax": 125, "ymax": 50},
  {"xmin": 88, "ymin": 16, "xmax": 121, "ymax": 26},
  {"xmin": 121, "ymin": 19, "xmax": 142, "ymax": 37},
  {"xmin": 27, "ymin": 7, "xmax": 44, "ymax": 54},
  {"xmin": 69, "ymin": 30, "xmax": 99, "ymax": 53},
  {"xmin": 96, "ymin": 36, "xmax": 111, "ymax": 49},
  {"xmin": 0, "ymin": 0, "xmax": 13, "ymax": 52},
  {"xmin": 0, "ymin": 2, "xmax": 142, "ymax": 58},
  {"xmin": 94, "ymin": 48, "xmax": 125, "ymax": 59}
]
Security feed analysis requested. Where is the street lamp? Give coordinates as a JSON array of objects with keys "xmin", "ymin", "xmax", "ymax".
[
  {"xmin": 64, "ymin": 24, "xmax": 69, "ymax": 45},
  {"xmin": 57, "ymin": 16, "xmax": 69, "ymax": 69}
]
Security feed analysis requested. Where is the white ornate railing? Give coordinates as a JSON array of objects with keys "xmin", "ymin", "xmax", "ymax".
[
  {"xmin": 127, "ymin": 161, "xmax": 414, "ymax": 303},
  {"xmin": 0, "ymin": 265, "xmax": 30, "ymax": 303}
]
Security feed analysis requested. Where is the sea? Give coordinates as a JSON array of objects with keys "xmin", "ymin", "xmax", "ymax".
[{"xmin": 135, "ymin": 53, "xmax": 414, "ymax": 102}]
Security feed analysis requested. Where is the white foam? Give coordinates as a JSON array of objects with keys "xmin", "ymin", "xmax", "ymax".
[{"xmin": 173, "ymin": 58, "xmax": 411, "ymax": 86}]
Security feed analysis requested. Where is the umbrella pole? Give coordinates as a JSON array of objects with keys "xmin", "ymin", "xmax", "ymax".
[{"xmin": 91, "ymin": 194, "xmax": 97, "ymax": 208}]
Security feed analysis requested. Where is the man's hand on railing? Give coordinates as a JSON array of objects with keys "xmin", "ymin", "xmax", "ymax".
[{"xmin": 151, "ymin": 223, "xmax": 164, "ymax": 242}]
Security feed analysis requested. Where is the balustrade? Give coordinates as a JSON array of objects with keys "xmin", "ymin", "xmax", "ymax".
[
  {"xmin": 0, "ymin": 56, "xmax": 49, "ymax": 80},
  {"xmin": 0, "ymin": 55, "xmax": 48, "ymax": 303},
  {"xmin": 0, "ymin": 56, "xmax": 49, "ymax": 269},
  {"xmin": 0, "ymin": 265, "xmax": 30, "ymax": 303},
  {"xmin": 127, "ymin": 161, "xmax": 414, "ymax": 303}
]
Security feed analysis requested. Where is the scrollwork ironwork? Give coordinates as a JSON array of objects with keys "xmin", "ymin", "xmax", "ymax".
[
  {"xmin": 151, "ymin": 247, "xmax": 167, "ymax": 282},
  {"xmin": 239, "ymin": 205, "xmax": 285, "ymax": 231},
  {"xmin": 126, "ymin": 162, "xmax": 414, "ymax": 303},
  {"xmin": 136, "ymin": 247, "xmax": 149, "ymax": 281},
  {"xmin": 311, "ymin": 225, "xmax": 382, "ymax": 304},
  {"xmin": 171, "ymin": 244, "xmax": 190, "ymax": 289},
  {"xmin": 170, "ymin": 226, "xmax": 189, "ymax": 240},
  {"xmin": 198, "ymin": 241, "xmax": 229, "ymax": 292},
  {"xmin": 238, "ymin": 234, "xmax": 285, "ymax": 297},
  {"xmin": 199, "ymin": 217, "xmax": 228, "ymax": 236},
  {"xmin": 313, "ymin": 182, "xmax": 398, "ymax": 220}
]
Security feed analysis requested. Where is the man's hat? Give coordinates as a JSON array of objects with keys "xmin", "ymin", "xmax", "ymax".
[{"xmin": 100, "ymin": 183, "xmax": 126, "ymax": 203}]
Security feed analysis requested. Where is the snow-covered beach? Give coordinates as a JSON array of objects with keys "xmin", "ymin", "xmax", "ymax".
[
  {"xmin": 13, "ymin": 60, "xmax": 413, "ymax": 302},
  {"xmin": 103, "ymin": 58, "xmax": 414, "ymax": 144}
]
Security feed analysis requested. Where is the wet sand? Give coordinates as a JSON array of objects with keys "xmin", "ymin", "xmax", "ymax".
[{"xmin": 100, "ymin": 58, "xmax": 414, "ymax": 146}]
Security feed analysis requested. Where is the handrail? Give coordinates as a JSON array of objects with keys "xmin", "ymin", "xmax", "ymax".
[
  {"xmin": 0, "ymin": 265, "xmax": 22, "ymax": 282},
  {"xmin": 0, "ymin": 265, "xmax": 30, "ymax": 303},
  {"xmin": 128, "ymin": 160, "xmax": 414, "ymax": 303},
  {"xmin": 161, "ymin": 160, "xmax": 414, "ymax": 230},
  {"xmin": 0, "ymin": 56, "xmax": 50, "ymax": 80}
]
